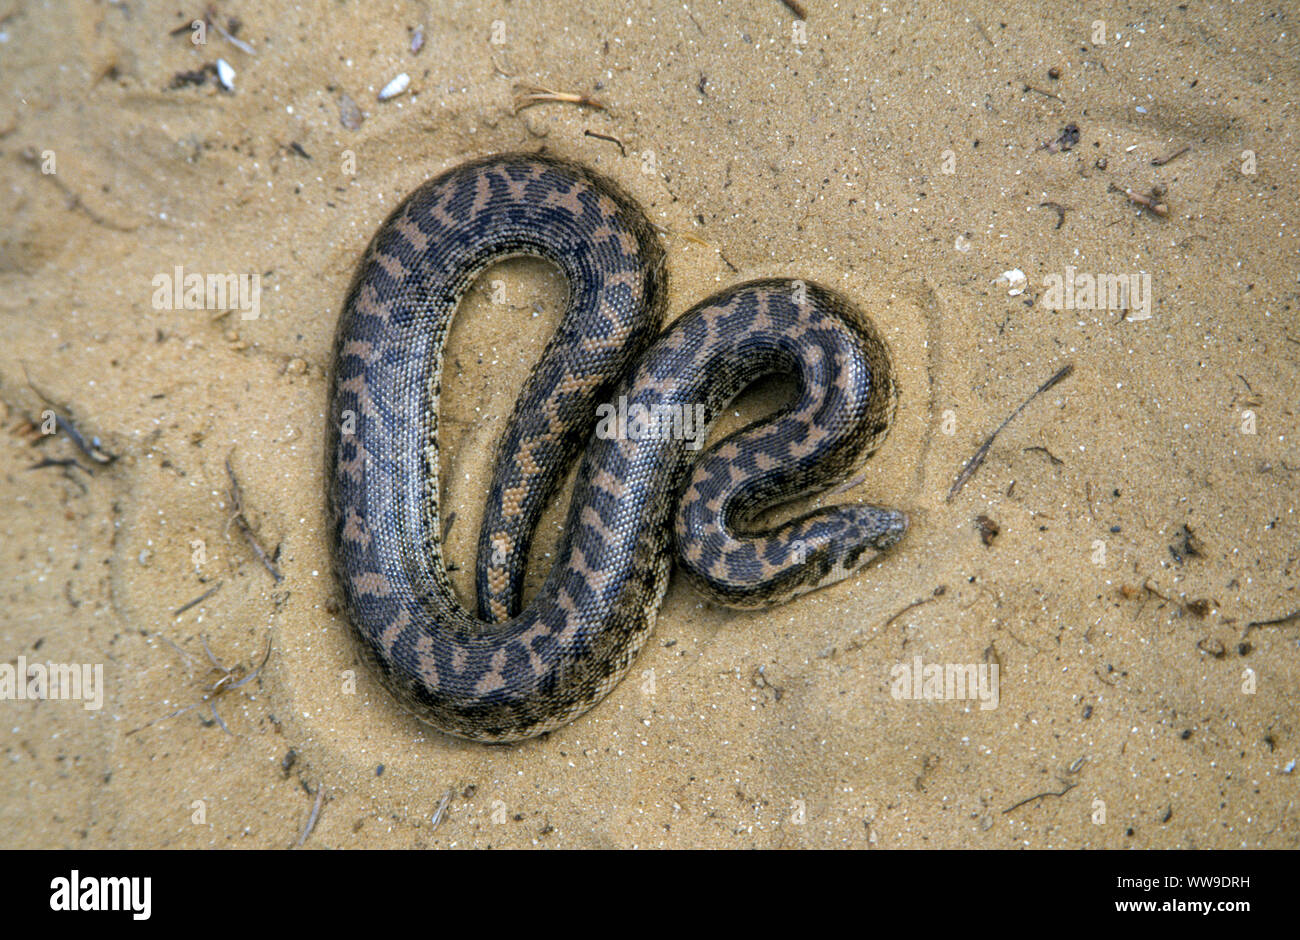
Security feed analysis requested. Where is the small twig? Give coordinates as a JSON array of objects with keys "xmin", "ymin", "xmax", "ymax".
[
  {"xmin": 650, "ymin": 220, "xmax": 739, "ymax": 273},
  {"xmin": 881, "ymin": 586, "xmax": 948, "ymax": 631},
  {"xmin": 125, "ymin": 700, "xmax": 204, "ymax": 736},
  {"xmin": 205, "ymin": 703, "xmax": 230, "ymax": 734},
  {"xmin": 1141, "ymin": 577, "xmax": 1175, "ymax": 604},
  {"xmin": 947, "ymin": 364, "xmax": 1075, "ymax": 501},
  {"xmin": 827, "ymin": 471, "xmax": 867, "ymax": 496},
  {"xmin": 226, "ymin": 455, "xmax": 284, "ymax": 582},
  {"xmin": 1039, "ymin": 201, "xmax": 1068, "ymax": 230},
  {"xmin": 431, "ymin": 789, "xmax": 453, "ymax": 829},
  {"xmin": 777, "ymin": 0, "xmax": 807, "ymax": 17},
  {"xmin": 490, "ymin": 50, "xmax": 517, "ymax": 77},
  {"xmin": 18, "ymin": 368, "xmax": 116, "ymax": 464},
  {"xmin": 1151, "ymin": 144, "xmax": 1190, "ymax": 167},
  {"xmin": 583, "ymin": 129, "xmax": 627, "ymax": 157},
  {"xmin": 145, "ymin": 631, "xmax": 195, "ymax": 667},
  {"xmin": 1244, "ymin": 609, "xmax": 1300, "ymax": 637},
  {"xmin": 224, "ymin": 635, "xmax": 273, "ymax": 692},
  {"xmin": 27, "ymin": 457, "xmax": 90, "ymax": 474},
  {"xmin": 1109, "ymin": 182, "xmax": 1168, "ymax": 217},
  {"xmin": 127, "ymin": 633, "xmax": 271, "ymax": 736},
  {"xmin": 212, "ymin": 20, "xmax": 254, "ymax": 55},
  {"xmin": 1024, "ymin": 84, "xmax": 1062, "ymax": 101},
  {"xmin": 19, "ymin": 149, "xmax": 137, "ymax": 231},
  {"xmin": 512, "ymin": 84, "xmax": 606, "ymax": 114},
  {"xmin": 173, "ymin": 581, "xmax": 224, "ymax": 617},
  {"xmin": 1023, "ymin": 445, "xmax": 1064, "ymax": 466},
  {"xmin": 204, "ymin": 4, "xmax": 256, "ymax": 54},
  {"xmin": 1003, "ymin": 781, "xmax": 1078, "ymax": 814},
  {"xmin": 296, "ymin": 785, "xmax": 325, "ymax": 847},
  {"xmin": 650, "ymin": 221, "xmax": 705, "ymax": 248},
  {"xmin": 54, "ymin": 414, "xmax": 116, "ymax": 464}
]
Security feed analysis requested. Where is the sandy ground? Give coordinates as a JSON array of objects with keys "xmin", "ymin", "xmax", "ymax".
[{"xmin": 1, "ymin": 0, "xmax": 1297, "ymax": 849}]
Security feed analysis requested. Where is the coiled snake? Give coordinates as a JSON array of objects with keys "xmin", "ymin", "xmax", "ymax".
[{"xmin": 328, "ymin": 153, "xmax": 906, "ymax": 742}]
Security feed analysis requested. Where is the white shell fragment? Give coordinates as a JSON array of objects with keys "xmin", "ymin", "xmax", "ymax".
[
  {"xmin": 378, "ymin": 73, "xmax": 410, "ymax": 101},
  {"xmin": 998, "ymin": 268, "xmax": 1027, "ymax": 296},
  {"xmin": 216, "ymin": 58, "xmax": 236, "ymax": 91}
]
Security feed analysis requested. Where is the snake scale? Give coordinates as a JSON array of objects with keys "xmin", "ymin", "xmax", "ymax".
[{"xmin": 328, "ymin": 152, "xmax": 907, "ymax": 742}]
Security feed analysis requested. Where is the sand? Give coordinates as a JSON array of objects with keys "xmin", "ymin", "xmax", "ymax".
[{"xmin": 1, "ymin": 0, "xmax": 1297, "ymax": 848}]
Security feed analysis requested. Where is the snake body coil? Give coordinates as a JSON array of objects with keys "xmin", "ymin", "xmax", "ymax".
[{"xmin": 328, "ymin": 153, "xmax": 906, "ymax": 741}]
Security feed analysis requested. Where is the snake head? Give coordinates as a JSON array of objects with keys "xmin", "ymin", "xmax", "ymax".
[
  {"xmin": 853, "ymin": 505, "xmax": 909, "ymax": 551},
  {"xmin": 677, "ymin": 503, "xmax": 909, "ymax": 609},
  {"xmin": 812, "ymin": 503, "xmax": 908, "ymax": 590}
]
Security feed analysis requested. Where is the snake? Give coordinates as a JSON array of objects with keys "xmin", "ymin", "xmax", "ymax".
[{"xmin": 327, "ymin": 152, "xmax": 907, "ymax": 742}]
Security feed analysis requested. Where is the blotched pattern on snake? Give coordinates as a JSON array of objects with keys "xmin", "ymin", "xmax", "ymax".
[{"xmin": 328, "ymin": 152, "xmax": 906, "ymax": 742}]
